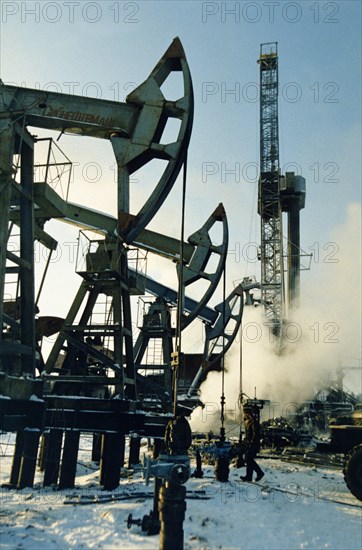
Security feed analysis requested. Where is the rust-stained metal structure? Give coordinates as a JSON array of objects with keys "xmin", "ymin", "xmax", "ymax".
[{"xmin": 0, "ymin": 38, "xmax": 244, "ymax": 490}]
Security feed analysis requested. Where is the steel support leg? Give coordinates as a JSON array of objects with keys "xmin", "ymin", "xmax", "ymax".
[
  {"xmin": 58, "ymin": 430, "xmax": 80, "ymax": 489},
  {"xmin": 43, "ymin": 429, "xmax": 63, "ymax": 486},
  {"xmin": 9, "ymin": 430, "xmax": 25, "ymax": 486},
  {"xmin": 38, "ymin": 432, "xmax": 49, "ymax": 471},
  {"xmin": 128, "ymin": 436, "xmax": 141, "ymax": 468},
  {"xmin": 100, "ymin": 432, "xmax": 123, "ymax": 490},
  {"xmin": 18, "ymin": 428, "xmax": 41, "ymax": 489},
  {"xmin": 119, "ymin": 435, "xmax": 126, "ymax": 468},
  {"xmin": 92, "ymin": 432, "xmax": 102, "ymax": 463},
  {"xmin": 20, "ymin": 139, "xmax": 36, "ymax": 376}
]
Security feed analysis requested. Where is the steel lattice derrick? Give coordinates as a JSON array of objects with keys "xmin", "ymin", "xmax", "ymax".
[{"xmin": 257, "ymin": 43, "xmax": 285, "ymax": 338}]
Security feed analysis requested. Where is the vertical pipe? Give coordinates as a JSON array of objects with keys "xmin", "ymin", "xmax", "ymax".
[
  {"xmin": 288, "ymin": 200, "xmax": 301, "ymax": 310},
  {"xmin": 159, "ymin": 483, "xmax": 186, "ymax": 550},
  {"xmin": 147, "ymin": 476, "xmax": 161, "ymax": 535}
]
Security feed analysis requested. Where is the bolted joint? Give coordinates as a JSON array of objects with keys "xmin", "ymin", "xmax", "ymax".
[{"xmin": 154, "ymin": 462, "xmax": 190, "ymax": 485}]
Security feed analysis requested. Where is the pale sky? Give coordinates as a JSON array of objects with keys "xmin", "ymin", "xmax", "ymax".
[{"xmin": 1, "ymin": 0, "xmax": 361, "ymax": 391}]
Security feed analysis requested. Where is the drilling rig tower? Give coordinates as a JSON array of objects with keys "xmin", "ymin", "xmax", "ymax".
[{"xmin": 257, "ymin": 42, "xmax": 285, "ymax": 338}]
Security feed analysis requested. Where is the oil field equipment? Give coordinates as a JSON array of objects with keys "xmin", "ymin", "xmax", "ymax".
[
  {"xmin": 0, "ymin": 38, "xmax": 244, "ymax": 492},
  {"xmin": 257, "ymin": 43, "xmax": 310, "ymax": 345},
  {"xmin": 319, "ymin": 410, "xmax": 362, "ymax": 501}
]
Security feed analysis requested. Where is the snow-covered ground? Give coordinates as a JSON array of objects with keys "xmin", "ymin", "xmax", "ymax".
[{"xmin": 1, "ymin": 434, "xmax": 361, "ymax": 550}]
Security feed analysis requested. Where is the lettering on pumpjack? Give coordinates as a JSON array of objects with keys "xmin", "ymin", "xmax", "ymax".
[{"xmin": 45, "ymin": 106, "xmax": 117, "ymax": 128}]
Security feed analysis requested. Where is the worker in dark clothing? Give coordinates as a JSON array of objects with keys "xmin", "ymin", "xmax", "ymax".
[{"xmin": 240, "ymin": 406, "xmax": 264, "ymax": 482}]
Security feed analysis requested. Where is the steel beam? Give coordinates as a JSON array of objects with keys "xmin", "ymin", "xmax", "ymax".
[
  {"xmin": 0, "ymin": 119, "xmax": 14, "ymax": 349},
  {"xmin": 19, "ymin": 135, "xmax": 36, "ymax": 375}
]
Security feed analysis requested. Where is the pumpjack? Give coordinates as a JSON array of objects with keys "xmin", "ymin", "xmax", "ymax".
[{"xmin": 0, "ymin": 38, "xmax": 244, "ymax": 490}]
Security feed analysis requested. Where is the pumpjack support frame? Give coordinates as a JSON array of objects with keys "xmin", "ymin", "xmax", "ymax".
[{"xmin": 0, "ymin": 37, "xmax": 194, "ymax": 427}]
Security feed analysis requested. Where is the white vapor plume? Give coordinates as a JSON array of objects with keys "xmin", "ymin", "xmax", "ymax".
[{"xmin": 190, "ymin": 203, "xmax": 362, "ymax": 432}]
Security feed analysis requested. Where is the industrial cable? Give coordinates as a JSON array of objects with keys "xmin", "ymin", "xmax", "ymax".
[
  {"xmin": 239, "ymin": 313, "xmax": 243, "ymax": 425},
  {"xmin": 219, "ymin": 263, "xmax": 226, "ymax": 443},
  {"xmin": 244, "ymin": 136, "xmax": 258, "ymax": 279},
  {"xmin": 213, "ymin": 266, "xmax": 230, "ymax": 482},
  {"xmin": 235, "ymin": 314, "xmax": 246, "ymax": 468},
  {"xmin": 173, "ymin": 152, "xmax": 188, "ymax": 416},
  {"xmin": 244, "ymin": 179, "xmax": 258, "ymax": 278}
]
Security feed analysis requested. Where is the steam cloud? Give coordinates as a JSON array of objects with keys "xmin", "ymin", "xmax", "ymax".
[{"xmin": 190, "ymin": 203, "xmax": 361, "ymax": 432}]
